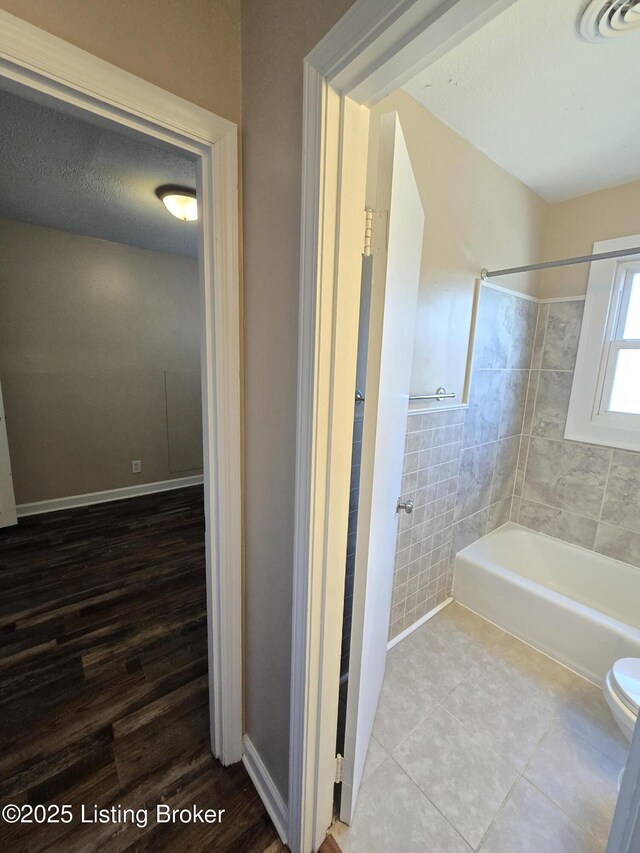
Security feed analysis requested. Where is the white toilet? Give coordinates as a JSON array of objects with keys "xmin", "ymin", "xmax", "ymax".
[{"xmin": 603, "ymin": 657, "xmax": 640, "ymax": 742}]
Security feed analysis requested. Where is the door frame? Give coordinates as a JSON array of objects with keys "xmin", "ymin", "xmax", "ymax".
[
  {"xmin": 0, "ymin": 11, "xmax": 242, "ymax": 764},
  {"xmin": 290, "ymin": 1, "xmax": 522, "ymax": 850},
  {"xmin": 607, "ymin": 719, "xmax": 640, "ymax": 853}
]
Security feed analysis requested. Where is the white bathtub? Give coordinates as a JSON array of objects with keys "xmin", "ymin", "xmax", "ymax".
[{"xmin": 454, "ymin": 522, "xmax": 640, "ymax": 685}]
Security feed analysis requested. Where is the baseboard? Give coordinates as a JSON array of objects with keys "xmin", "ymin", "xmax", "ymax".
[
  {"xmin": 387, "ymin": 597, "xmax": 453, "ymax": 650},
  {"xmin": 16, "ymin": 475, "xmax": 204, "ymax": 517},
  {"xmin": 242, "ymin": 735, "xmax": 289, "ymax": 845}
]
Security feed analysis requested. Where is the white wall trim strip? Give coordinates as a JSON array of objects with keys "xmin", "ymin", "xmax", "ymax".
[
  {"xmin": 481, "ymin": 279, "xmax": 586, "ymax": 304},
  {"xmin": 408, "ymin": 403, "xmax": 469, "ymax": 416},
  {"xmin": 386, "ymin": 597, "xmax": 453, "ymax": 650},
  {"xmin": 539, "ymin": 294, "xmax": 586, "ymax": 303},
  {"xmin": 242, "ymin": 735, "xmax": 289, "ymax": 845},
  {"xmin": 16, "ymin": 475, "xmax": 204, "ymax": 517},
  {"xmin": 480, "ymin": 279, "xmax": 539, "ymax": 302}
]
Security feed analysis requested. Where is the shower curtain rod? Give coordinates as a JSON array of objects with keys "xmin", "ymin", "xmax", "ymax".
[{"xmin": 481, "ymin": 245, "xmax": 640, "ymax": 281}]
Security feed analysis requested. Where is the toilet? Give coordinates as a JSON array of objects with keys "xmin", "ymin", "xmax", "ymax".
[{"xmin": 603, "ymin": 657, "xmax": 640, "ymax": 742}]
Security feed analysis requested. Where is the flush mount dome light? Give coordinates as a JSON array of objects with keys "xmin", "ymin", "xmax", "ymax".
[{"xmin": 155, "ymin": 185, "xmax": 197, "ymax": 221}]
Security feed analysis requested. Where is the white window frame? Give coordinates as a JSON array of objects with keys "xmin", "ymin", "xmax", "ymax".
[{"xmin": 566, "ymin": 234, "xmax": 640, "ymax": 451}]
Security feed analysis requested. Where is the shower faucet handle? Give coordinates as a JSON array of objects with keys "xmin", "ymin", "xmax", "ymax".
[{"xmin": 396, "ymin": 499, "xmax": 414, "ymax": 514}]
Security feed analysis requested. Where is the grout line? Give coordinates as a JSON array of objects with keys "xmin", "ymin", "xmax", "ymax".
[
  {"xmin": 525, "ymin": 432, "xmax": 611, "ymax": 452},
  {"xmin": 591, "ymin": 517, "xmax": 640, "ymax": 541},
  {"xmin": 439, "ymin": 643, "xmax": 601, "ymax": 848},
  {"xmin": 519, "ymin": 691, "xmax": 613, "ymax": 844},
  {"xmin": 386, "ymin": 598, "xmax": 618, "ymax": 850},
  {"xmin": 526, "ymin": 307, "xmax": 546, "ymax": 444},
  {"xmin": 523, "ymin": 777, "xmax": 602, "ymax": 845},
  {"xmin": 388, "ymin": 755, "xmax": 474, "ymax": 850},
  {"xmin": 508, "ymin": 306, "xmax": 540, "ymax": 523},
  {"xmin": 518, "ymin": 495, "xmax": 600, "ymax": 525},
  {"xmin": 538, "ymin": 302, "xmax": 550, "ymax": 373},
  {"xmin": 598, "ymin": 450, "xmax": 615, "ymax": 524},
  {"xmin": 512, "ymin": 425, "xmax": 527, "ymax": 520},
  {"xmin": 476, "ymin": 774, "xmax": 521, "ymax": 850},
  {"xmin": 461, "ymin": 434, "xmax": 517, "ymax": 453},
  {"xmin": 477, "ymin": 695, "xmax": 562, "ymax": 852},
  {"xmin": 485, "ymin": 442, "xmax": 500, "ymax": 537}
]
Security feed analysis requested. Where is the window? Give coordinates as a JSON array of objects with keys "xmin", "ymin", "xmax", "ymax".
[
  {"xmin": 602, "ymin": 269, "xmax": 640, "ymax": 417},
  {"xmin": 566, "ymin": 235, "xmax": 640, "ymax": 451}
]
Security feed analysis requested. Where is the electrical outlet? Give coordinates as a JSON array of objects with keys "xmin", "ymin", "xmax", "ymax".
[{"xmin": 131, "ymin": 460, "xmax": 142, "ymax": 474}]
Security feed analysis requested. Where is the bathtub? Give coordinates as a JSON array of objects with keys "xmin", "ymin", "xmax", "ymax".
[{"xmin": 454, "ymin": 522, "xmax": 640, "ymax": 685}]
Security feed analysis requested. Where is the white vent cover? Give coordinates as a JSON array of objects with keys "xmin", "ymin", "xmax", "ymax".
[{"xmin": 580, "ymin": 0, "xmax": 640, "ymax": 41}]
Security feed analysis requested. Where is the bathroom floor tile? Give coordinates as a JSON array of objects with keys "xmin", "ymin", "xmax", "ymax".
[
  {"xmin": 423, "ymin": 602, "xmax": 505, "ymax": 659},
  {"xmin": 372, "ymin": 654, "xmax": 436, "ymax": 752},
  {"xmin": 359, "ymin": 605, "xmax": 623, "ymax": 851},
  {"xmin": 334, "ymin": 757, "xmax": 472, "ymax": 853},
  {"xmin": 479, "ymin": 778, "xmax": 600, "ymax": 853},
  {"xmin": 555, "ymin": 676, "xmax": 629, "ymax": 767},
  {"xmin": 388, "ymin": 621, "xmax": 479, "ymax": 701},
  {"xmin": 442, "ymin": 663, "xmax": 554, "ymax": 770},
  {"xmin": 393, "ymin": 706, "xmax": 518, "ymax": 849},
  {"xmin": 479, "ymin": 633, "xmax": 576, "ymax": 713},
  {"xmin": 362, "ymin": 735, "xmax": 387, "ymax": 781},
  {"xmin": 524, "ymin": 722, "xmax": 620, "ymax": 846}
]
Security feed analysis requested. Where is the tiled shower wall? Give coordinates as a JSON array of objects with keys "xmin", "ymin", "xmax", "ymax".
[
  {"xmin": 389, "ymin": 285, "xmax": 538, "ymax": 639},
  {"xmin": 390, "ymin": 284, "xmax": 640, "ymax": 641},
  {"xmin": 389, "ymin": 407, "xmax": 465, "ymax": 638},
  {"xmin": 513, "ymin": 300, "xmax": 640, "ymax": 566},
  {"xmin": 450, "ymin": 288, "xmax": 538, "ymax": 552}
]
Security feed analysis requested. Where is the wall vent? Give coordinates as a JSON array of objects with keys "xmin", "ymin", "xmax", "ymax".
[{"xmin": 580, "ymin": 0, "xmax": 640, "ymax": 41}]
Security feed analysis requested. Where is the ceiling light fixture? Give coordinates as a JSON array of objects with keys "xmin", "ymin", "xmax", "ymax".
[{"xmin": 155, "ymin": 185, "xmax": 197, "ymax": 221}]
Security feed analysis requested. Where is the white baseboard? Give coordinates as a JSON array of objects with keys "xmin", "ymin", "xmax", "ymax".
[
  {"xmin": 242, "ymin": 735, "xmax": 289, "ymax": 845},
  {"xmin": 16, "ymin": 475, "xmax": 204, "ymax": 517},
  {"xmin": 387, "ymin": 597, "xmax": 453, "ymax": 650}
]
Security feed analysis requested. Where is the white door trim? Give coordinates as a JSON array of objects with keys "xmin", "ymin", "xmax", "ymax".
[
  {"xmin": 0, "ymin": 11, "xmax": 242, "ymax": 765},
  {"xmin": 290, "ymin": 1, "xmax": 518, "ymax": 850}
]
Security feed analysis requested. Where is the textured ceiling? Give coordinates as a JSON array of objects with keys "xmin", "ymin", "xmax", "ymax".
[
  {"xmin": 0, "ymin": 88, "xmax": 197, "ymax": 257},
  {"xmin": 403, "ymin": 0, "xmax": 640, "ymax": 202}
]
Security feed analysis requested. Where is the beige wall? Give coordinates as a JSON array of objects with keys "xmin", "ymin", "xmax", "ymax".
[
  {"xmin": 0, "ymin": 0, "xmax": 242, "ymax": 124},
  {"xmin": 0, "ymin": 0, "xmax": 345, "ymax": 809},
  {"xmin": 0, "ymin": 218, "xmax": 201, "ymax": 504},
  {"xmin": 241, "ymin": 0, "xmax": 354, "ymax": 801},
  {"xmin": 368, "ymin": 91, "xmax": 548, "ymax": 408},
  {"xmin": 541, "ymin": 179, "xmax": 640, "ymax": 298}
]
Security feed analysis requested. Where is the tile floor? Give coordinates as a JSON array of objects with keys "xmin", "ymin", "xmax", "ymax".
[{"xmin": 333, "ymin": 603, "xmax": 629, "ymax": 853}]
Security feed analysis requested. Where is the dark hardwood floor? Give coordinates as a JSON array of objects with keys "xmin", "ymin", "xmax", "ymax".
[{"xmin": 0, "ymin": 486, "xmax": 280, "ymax": 852}]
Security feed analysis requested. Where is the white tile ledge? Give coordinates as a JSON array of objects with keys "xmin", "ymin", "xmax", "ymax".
[
  {"xmin": 481, "ymin": 278, "xmax": 586, "ymax": 304},
  {"xmin": 387, "ymin": 597, "xmax": 453, "ymax": 651}
]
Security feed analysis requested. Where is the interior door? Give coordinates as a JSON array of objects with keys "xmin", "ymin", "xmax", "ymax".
[
  {"xmin": 0, "ymin": 380, "xmax": 17, "ymax": 528},
  {"xmin": 340, "ymin": 112, "xmax": 424, "ymax": 822}
]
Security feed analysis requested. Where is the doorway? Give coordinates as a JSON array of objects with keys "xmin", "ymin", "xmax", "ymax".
[
  {"xmin": 0, "ymin": 0, "xmax": 242, "ymax": 793},
  {"xmin": 290, "ymin": 2, "xmax": 640, "ymax": 852}
]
